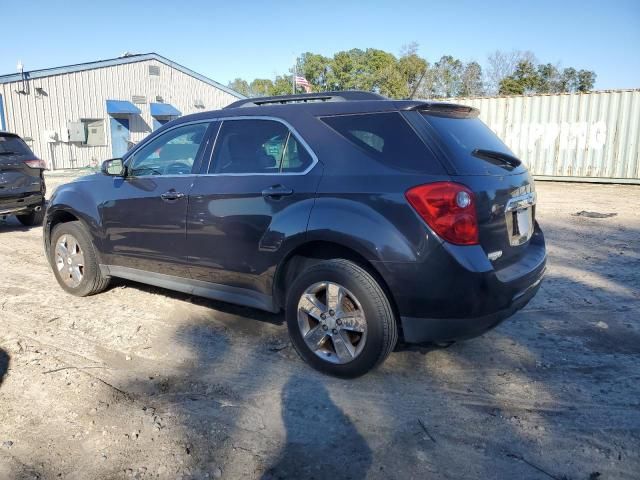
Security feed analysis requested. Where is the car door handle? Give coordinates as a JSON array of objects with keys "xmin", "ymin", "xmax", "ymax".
[
  {"xmin": 261, "ymin": 185, "xmax": 294, "ymax": 198},
  {"xmin": 160, "ymin": 190, "xmax": 185, "ymax": 201}
]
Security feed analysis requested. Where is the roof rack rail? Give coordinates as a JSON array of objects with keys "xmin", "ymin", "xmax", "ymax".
[{"xmin": 224, "ymin": 90, "xmax": 385, "ymax": 109}]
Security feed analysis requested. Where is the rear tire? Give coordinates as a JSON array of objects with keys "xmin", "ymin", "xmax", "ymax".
[
  {"xmin": 286, "ymin": 259, "xmax": 398, "ymax": 378},
  {"xmin": 16, "ymin": 207, "xmax": 44, "ymax": 226},
  {"xmin": 49, "ymin": 221, "xmax": 111, "ymax": 296}
]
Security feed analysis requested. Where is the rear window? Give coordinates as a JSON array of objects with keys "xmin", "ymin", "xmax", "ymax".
[
  {"xmin": 321, "ymin": 112, "xmax": 442, "ymax": 173},
  {"xmin": 0, "ymin": 135, "xmax": 33, "ymax": 157},
  {"xmin": 421, "ymin": 114, "xmax": 522, "ymax": 175}
]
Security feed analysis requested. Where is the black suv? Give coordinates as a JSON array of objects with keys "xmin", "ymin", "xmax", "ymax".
[
  {"xmin": 0, "ymin": 132, "xmax": 46, "ymax": 226},
  {"xmin": 44, "ymin": 92, "xmax": 546, "ymax": 377}
]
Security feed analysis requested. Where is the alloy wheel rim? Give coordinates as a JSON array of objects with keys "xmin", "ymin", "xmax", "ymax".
[
  {"xmin": 297, "ymin": 282, "xmax": 368, "ymax": 364},
  {"xmin": 55, "ymin": 234, "xmax": 85, "ymax": 288}
]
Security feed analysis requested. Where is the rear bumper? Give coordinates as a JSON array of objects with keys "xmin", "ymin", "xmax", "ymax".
[
  {"xmin": 375, "ymin": 227, "xmax": 547, "ymax": 344},
  {"xmin": 0, "ymin": 193, "xmax": 44, "ymax": 216},
  {"xmin": 400, "ymin": 268, "xmax": 544, "ymax": 343}
]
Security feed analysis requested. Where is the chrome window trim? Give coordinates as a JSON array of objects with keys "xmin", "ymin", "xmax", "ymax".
[
  {"xmin": 123, "ymin": 116, "xmax": 319, "ymax": 178},
  {"xmin": 203, "ymin": 115, "xmax": 319, "ymax": 177},
  {"xmin": 123, "ymin": 119, "xmax": 214, "ymax": 172}
]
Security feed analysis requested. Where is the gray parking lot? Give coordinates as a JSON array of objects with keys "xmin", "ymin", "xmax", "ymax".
[{"xmin": 1, "ymin": 174, "xmax": 639, "ymax": 480}]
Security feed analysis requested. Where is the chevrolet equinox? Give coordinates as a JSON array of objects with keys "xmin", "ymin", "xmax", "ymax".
[{"xmin": 44, "ymin": 91, "xmax": 546, "ymax": 377}]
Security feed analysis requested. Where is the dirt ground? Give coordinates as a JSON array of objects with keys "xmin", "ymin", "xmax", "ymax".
[{"xmin": 1, "ymin": 173, "xmax": 639, "ymax": 480}]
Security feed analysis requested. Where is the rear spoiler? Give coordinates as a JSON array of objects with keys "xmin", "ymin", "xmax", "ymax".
[{"xmin": 406, "ymin": 102, "xmax": 480, "ymax": 118}]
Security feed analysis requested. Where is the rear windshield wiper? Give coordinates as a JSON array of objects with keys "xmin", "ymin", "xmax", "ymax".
[
  {"xmin": 0, "ymin": 151, "xmax": 19, "ymax": 155},
  {"xmin": 472, "ymin": 149, "xmax": 521, "ymax": 170}
]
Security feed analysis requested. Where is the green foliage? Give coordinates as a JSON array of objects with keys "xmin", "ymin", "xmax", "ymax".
[
  {"xmin": 459, "ymin": 62, "xmax": 484, "ymax": 97},
  {"xmin": 227, "ymin": 78, "xmax": 251, "ymax": 96},
  {"xmin": 231, "ymin": 46, "xmax": 596, "ymax": 99},
  {"xmin": 271, "ymin": 75, "xmax": 294, "ymax": 96},
  {"xmin": 249, "ymin": 78, "xmax": 274, "ymax": 96},
  {"xmin": 500, "ymin": 61, "xmax": 596, "ymax": 95}
]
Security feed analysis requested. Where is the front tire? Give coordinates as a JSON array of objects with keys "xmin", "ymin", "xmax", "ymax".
[
  {"xmin": 49, "ymin": 221, "xmax": 110, "ymax": 296},
  {"xmin": 286, "ymin": 259, "xmax": 398, "ymax": 377}
]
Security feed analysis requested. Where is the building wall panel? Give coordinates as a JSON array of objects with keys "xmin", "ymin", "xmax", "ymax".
[{"xmin": 0, "ymin": 59, "xmax": 239, "ymax": 169}]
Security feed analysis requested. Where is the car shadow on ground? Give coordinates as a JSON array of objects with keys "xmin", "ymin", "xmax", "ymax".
[
  {"xmin": 123, "ymin": 224, "xmax": 637, "ymax": 478},
  {"xmin": 260, "ymin": 373, "xmax": 372, "ymax": 480},
  {"xmin": 0, "ymin": 217, "xmax": 39, "ymax": 232},
  {"xmin": 0, "ymin": 348, "xmax": 9, "ymax": 387},
  {"xmin": 110, "ymin": 277, "xmax": 285, "ymax": 326},
  {"xmin": 101, "ymin": 226, "xmax": 640, "ymax": 479}
]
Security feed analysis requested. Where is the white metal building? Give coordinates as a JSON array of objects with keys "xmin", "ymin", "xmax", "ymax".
[{"xmin": 0, "ymin": 53, "xmax": 243, "ymax": 169}]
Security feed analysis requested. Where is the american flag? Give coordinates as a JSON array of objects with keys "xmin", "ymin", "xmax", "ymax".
[{"xmin": 295, "ymin": 75, "xmax": 312, "ymax": 93}]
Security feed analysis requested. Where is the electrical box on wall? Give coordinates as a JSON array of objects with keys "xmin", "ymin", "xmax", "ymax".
[{"xmin": 67, "ymin": 122, "xmax": 85, "ymax": 142}]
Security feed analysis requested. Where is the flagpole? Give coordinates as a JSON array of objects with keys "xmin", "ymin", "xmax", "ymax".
[{"xmin": 292, "ymin": 56, "xmax": 296, "ymax": 95}]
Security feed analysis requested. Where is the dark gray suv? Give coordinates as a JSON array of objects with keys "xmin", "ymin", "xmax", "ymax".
[
  {"xmin": 44, "ymin": 92, "xmax": 546, "ymax": 377},
  {"xmin": 0, "ymin": 132, "xmax": 46, "ymax": 226}
]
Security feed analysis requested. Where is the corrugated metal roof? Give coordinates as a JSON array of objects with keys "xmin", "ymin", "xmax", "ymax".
[{"xmin": 0, "ymin": 53, "xmax": 245, "ymax": 99}]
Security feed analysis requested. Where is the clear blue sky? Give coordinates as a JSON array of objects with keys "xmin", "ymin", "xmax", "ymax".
[{"xmin": 1, "ymin": 0, "xmax": 638, "ymax": 90}]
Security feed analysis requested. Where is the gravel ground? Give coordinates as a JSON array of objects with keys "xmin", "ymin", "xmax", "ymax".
[{"xmin": 1, "ymin": 173, "xmax": 639, "ymax": 480}]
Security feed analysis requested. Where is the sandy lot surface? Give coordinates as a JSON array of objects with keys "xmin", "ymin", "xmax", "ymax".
[{"xmin": 1, "ymin": 174, "xmax": 639, "ymax": 480}]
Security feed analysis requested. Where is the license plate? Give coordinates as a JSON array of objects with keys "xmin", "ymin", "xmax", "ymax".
[
  {"xmin": 505, "ymin": 193, "xmax": 536, "ymax": 246},
  {"xmin": 506, "ymin": 207, "xmax": 533, "ymax": 246}
]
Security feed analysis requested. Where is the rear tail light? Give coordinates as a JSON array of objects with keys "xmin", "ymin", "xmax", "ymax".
[
  {"xmin": 24, "ymin": 158, "xmax": 47, "ymax": 169},
  {"xmin": 405, "ymin": 182, "xmax": 479, "ymax": 245}
]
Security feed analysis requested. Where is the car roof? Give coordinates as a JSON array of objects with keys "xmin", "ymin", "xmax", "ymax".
[{"xmin": 174, "ymin": 91, "xmax": 479, "ymax": 124}]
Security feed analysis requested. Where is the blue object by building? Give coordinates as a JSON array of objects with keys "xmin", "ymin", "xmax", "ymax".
[
  {"xmin": 106, "ymin": 100, "xmax": 141, "ymax": 115},
  {"xmin": 110, "ymin": 117, "xmax": 130, "ymax": 158},
  {"xmin": 150, "ymin": 103, "xmax": 181, "ymax": 117}
]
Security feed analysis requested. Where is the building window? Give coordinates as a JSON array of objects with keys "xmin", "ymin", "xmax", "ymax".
[
  {"xmin": 148, "ymin": 65, "xmax": 160, "ymax": 76},
  {"xmin": 82, "ymin": 119, "xmax": 105, "ymax": 146}
]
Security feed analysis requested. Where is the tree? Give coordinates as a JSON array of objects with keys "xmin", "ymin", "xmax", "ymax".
[
  {"xmin": 486, "ymin": 49, "xmax": 537, "ymax": 94},
  {"xmin": 431, "ymin": 55, "xmax": 464, "ymax": 98},
  {"xmin": 297, "ymin": 52, "xmax": 331, "ymax": 91},
  {"xmin": 576, "ymin": 69, "xmax": 596, "ymax": 92},
  {"xmin": 559, "ymin": 67, "xmax": 578, "ymax": 92},
  {"xmin": 364, "ymin": 48, "xmax": 405, "ymax": 97},
  {"xmin": 459, "ymin": 61, "xmax": 484, "ymax": 97},
  {"xmin": 270, "ymin": 75, "xmax": 294, "ymax": 96},
  {"xmin": 398, "ymin": 43, "xmax": 428, "ymax": 98},
  {"xmin": 327, "ymin": 48, "xmax": 366, "ymax": 90},
  {"xmin": 498, "ymin": 59, "xmax": 540, "ymax": 95},
  {"xmin": 249, "ymin": 78, "xmax": 274, "ymax": 97},
  {"xmin": 227, "ymin": 78, "xmax": 251, "ymax": 96},
  {"xmin": 536, "ymin": 63, "xmax": 562, "ymax": 93},
  {"xmin": 229, "ymin": 46, "xmax": 597, "ymax": 100}
]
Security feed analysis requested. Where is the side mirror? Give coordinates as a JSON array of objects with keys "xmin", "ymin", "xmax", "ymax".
[{"xmin": 101, "ymin": 158, "xmax": 125, "ymax": 176}]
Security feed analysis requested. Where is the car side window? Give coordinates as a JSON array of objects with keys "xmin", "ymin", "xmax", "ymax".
[
  {"xmin": 209, "ymin": 120, "xmax": 287, "ymax": 174},
  {"xmin": 280, "ymin": 134, "xmax": 313, "ymax": 173},
  {"xmin": 209, "ymin": 119, "xmax": 313, "ymax": 174},
  {"xmin": 128, "ymin": 123, "xmax": 209, "ymax": 176}
]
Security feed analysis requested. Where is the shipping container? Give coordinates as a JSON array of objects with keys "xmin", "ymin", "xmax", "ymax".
[{"xmin": 452, "ymin": 89, "xmax": 640, "ymax": 183}]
